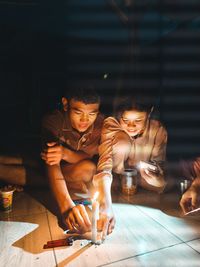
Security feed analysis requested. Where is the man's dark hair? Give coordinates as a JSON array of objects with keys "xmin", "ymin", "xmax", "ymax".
[{"xmin": 64, "ymin": 86, "xmax": 100, "ymax": 104}]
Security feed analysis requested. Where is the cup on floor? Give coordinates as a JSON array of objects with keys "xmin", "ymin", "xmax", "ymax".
[
  {"xmin": 179, "ymin": 179, "xmax": 191, "ymax": 195},
  {"xmin": 121, "ymin": 169, "xmax": 138, "ymax": 195},
  {"xmin": 0, "ymin": 188, "xmax": 14, "ymax": 212}
]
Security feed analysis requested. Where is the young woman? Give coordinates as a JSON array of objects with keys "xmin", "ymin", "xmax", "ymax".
[{"xmin": 94, "ymin": 96, "xmax": 168, "ymax": 193}]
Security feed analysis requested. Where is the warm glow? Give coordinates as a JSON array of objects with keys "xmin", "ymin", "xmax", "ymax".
[
  {"xmin": 139, "ymin": 161, "xmax": 157, "ymax": 171},
  {"xmin": 93, "ymin": 191, "xmax": 99, "ymax": 201},
  {"xmin": 139, "ymin": 161, "xmax": 145, "ymax": 169}
]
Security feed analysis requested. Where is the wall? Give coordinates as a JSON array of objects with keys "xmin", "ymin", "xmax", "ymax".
[{"xmin": 0, "ymin": 0, "xmax": 200, "ymax": 161}]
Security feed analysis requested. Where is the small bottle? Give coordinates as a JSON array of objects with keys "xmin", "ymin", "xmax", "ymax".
[
  {"xmin": 121, "ymin": 169, "xmax": 138, "ymax": 195},
  {"xmin": 179, "ymin": 178, "xmax": 191, "ymax": 195}
]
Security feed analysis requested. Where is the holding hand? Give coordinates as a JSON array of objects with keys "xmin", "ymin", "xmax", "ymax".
[
  {"xmin": 180, "ymin": 185, "xmax": 200, "ymax": 214},
  {"xmin": 63, "ymin": 204, "xmax": 92, "ymax": 234},
  {"xmin": 140, "ymin": 164, "xmax": 166, "ymax": 188},
  {"xmin": 98, "ymin": 204, "xmax": 116, "ymax": 241},
  {"xmin": 41, "ymin": 142, "xmax": 63, "ymax": 165}
]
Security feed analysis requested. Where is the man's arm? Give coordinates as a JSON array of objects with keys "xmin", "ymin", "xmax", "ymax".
[
  {"xmin": 62, "ymin": 146, "xmax": 92, "ymax": 163},
  {"xmin": 41, "ymin": 142, "xmax": 92, "ymax": 165},
  {"xmin": 94, "ymin": 176, "xmax": 115, "ymax": 240},
  {"xmin": 46, "ymin": 164, "xmax": 75, "ymax": 214},
  {"xmin": 46, "ymin": 163, "xmax": 91, "ymax": 232}
]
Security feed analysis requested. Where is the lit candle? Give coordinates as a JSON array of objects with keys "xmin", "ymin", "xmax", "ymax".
[{"xmin": 92, "ymin": 191, "xmax": 99, "ymax": 244}]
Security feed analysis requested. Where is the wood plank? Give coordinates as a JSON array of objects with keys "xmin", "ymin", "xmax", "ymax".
[
  {"xmin": 0, "ymin": 191, "xmax": 56, "ymax": 267},
  {"xmin": 187, "ymin": 239, "xmax": 200, "ymax": 253},
  {"xmin": 0, "ymin": 191, "xmax": 46, "ymax": 220},
  {"xmin": 129, "ymin": 191, "xmax": 200, "ymax": 242},
  {"xmin": 1, "ymin": 187, "xmax": 200, "ymax": 267},
  {"xmin": 47, "ymin": 203, "xmax": 180, "ymax": 267},
  {"xmin": 103, "ymin": 243, "xmax": 200, "ymax": 267}
]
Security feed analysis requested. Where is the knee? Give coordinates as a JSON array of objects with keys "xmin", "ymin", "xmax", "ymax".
[{"xmin": 78, "ymin": 160, "xmax": 96, "ymax": 182}]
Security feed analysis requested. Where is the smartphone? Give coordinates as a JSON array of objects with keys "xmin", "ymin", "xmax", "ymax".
[{"xmin": 139, "ymin": 161, "xmax": 159, "ymax": 173}]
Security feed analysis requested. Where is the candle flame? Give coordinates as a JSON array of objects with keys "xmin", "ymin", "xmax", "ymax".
[{"xmin": 93, "ymin": 191, "xmax": 99, "ymax": 201}]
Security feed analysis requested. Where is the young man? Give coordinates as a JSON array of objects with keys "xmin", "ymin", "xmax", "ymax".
[
  {"xmin": 0, "ymin": 87, "xmax": 114, "ymax": 239},
  {"xmin": 41, "ymin": 87, "xmax": 115, "ymax": 237}
]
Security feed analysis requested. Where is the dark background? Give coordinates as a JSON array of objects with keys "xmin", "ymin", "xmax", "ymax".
[{"xmin": 0, "ymin": 0, "xmax": 200, "ymax": 163}]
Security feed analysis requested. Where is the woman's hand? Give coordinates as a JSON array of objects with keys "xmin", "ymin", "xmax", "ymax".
[
  {"xmin": 140, "ymin": 165, "xmax": 166, "ymax": 188},
  {"xmin": 98, "ymin": 204, "xmax": 116, "ymax": 241}
]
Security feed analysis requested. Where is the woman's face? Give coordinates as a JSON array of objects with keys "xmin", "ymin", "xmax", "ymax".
[{"xmin": 119, "ymin": 109, "xmax": 148, "ymax": 137}]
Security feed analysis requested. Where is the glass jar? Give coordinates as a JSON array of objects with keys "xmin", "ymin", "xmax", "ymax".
[
  {"xmin": 121, "ymin": 168, "xmax": 138, "ymax": 195},
  {"xmin": 179, "ymin": 178, "xmax": 191, "ymax": 195}
]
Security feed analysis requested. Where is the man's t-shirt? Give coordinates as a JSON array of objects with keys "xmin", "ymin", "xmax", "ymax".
[{"xmin": 41, "ymin": 109, "xmax": 104, "ymax": 158}]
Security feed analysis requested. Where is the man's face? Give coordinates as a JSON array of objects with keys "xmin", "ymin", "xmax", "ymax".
[
  {"xmin": 69, "ymin": 99, "xmax": 99, "ymax": 132},
  {"xmin": 119, "ymin": 110, "xmax": 148, "ymax": 137}
]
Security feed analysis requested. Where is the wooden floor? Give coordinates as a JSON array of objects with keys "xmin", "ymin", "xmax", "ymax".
[{"xmin": 1, "ymin": 186, "xmax": 200, "ymax": 267}]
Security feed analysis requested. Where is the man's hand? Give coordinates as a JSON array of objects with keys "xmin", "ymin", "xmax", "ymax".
[
  {"xmin": 98, "ymin": 204, "xmax": 115, "ymax": 241},
  {"xmin": 41, "ymin": 142, "xmax": 63, "ymax": 165},
  {"xmin": 63, "ymin": 204, "xmax": 92, "ymax": 233},
  {"xmin": 180, "ymin": 186, "xmax": 200, "ymax": 214},
  {"xmin": 140, "ymin": 165, "xmax": 166, "ymax": 188}
]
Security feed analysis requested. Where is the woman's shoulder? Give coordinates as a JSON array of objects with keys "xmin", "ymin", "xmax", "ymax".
[
  {"xmin": 149, "ymin": 119, "xmax": 167, "ymax": 134},
  {"xmin": 100, "ymin": 116, "xmax": 123, "ymax": 136},
  {"xmin": 150, "ymin": 119, "xmax": 165, "ymax": 128}
]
